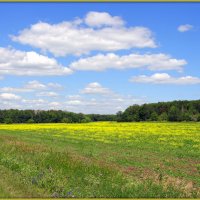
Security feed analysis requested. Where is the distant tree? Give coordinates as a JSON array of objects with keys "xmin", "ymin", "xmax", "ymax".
[
  {"xmin": 81, "ymin": 116, "xmax": 92, "ymax": 123},
  {"xmin": 4, "ymin": 118, "xmax": 13, "ymax": 124},
  {"xmin": 139, "ymin": 104, "xmax": 150, "ymax": 121},
  {"xmin": 150, "ymin": 112, "xmax": 158, "ymax": 121},
  {"xmin": 181, "ymin": 113, "xmax": 192, "ymax": 121},
  {"xmin": 61, "ymin": 117, "xmax": 70, "ymax": 123},
  {"xmin": 158, "ymin": 112, "xmax": 168, "ymax": 121},
  {"xmin": 168, "ymin": 106, "xmax": 180, "ymax": 121},
  {"xmin": 122, "ymin": 105, "xmax": 140, "ymax": 122},
  {"xmin": 27, "ymin": 119, "xmax": 35, "ymax": 123},
  {"xmin": 197, "ymin": 114, "xmax": 200, "ymax": 122},
  {"xmin": 0, "ymin": 111, "xmax": 4, "ymax": 123},
  {"xmin": 0, "ymin": 99, "xmax": 200, "ymax": 123},
  {"xmin": 116, "ymin": 111, "xmax": 123, "ymax": 122}
]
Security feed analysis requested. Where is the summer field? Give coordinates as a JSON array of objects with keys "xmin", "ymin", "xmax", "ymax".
[{"xmin": 0, "ymin": 122, "xmax": 199, "ymax": 198}]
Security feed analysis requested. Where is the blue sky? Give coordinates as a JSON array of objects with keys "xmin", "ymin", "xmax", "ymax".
[{"xmin": 0, "ymin": 3, "xmax": 199, "ymax": 114}]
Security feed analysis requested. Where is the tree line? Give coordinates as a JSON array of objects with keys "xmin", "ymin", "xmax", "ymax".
[
  {"xmin": 0, "ymin": 109, "xmax": 116, "ymax": 124},
  {"xmin": 0, "ymin": 100, "xmax": 200, "ymax": 124},
  {"xmin": 117, "ymin": 100, "xmax": 200, "ymax": 122}
]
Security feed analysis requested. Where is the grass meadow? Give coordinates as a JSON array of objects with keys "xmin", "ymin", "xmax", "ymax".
[{"xmin": 0, "ymin": 122, "xmax": 199, "ymax": 198}]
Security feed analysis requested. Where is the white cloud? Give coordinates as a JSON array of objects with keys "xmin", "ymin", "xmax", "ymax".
[
  {"xmin": 0, "ymin": 93, "xmax": 21, "ymax": 100},
  {"xmin": 49, "ymin": 101, "xmax": 61, "ymax": 109},
  {"xmin": 25, "ymin": 80, "xmax": 47, "ymax": 90},
  {"xmin": 0, "ymin": 47, "xmax": 72, "ymax": 76},
  {"xmin": 22, "ymin": 98, "xmax": 46, "ymax": 104},
  {"xmin": 62, "ymin": 83, "xmax": 145, "ymax": 114},
  {"xmin": 47, "ymin": 82, "xmax": 63, "ymax": 89},
  {"xmin": 0, "ymin": 86, "xmax": 145, "ymax": 114},
  {"xmin": 19, "ymin": 98, "xmax": 47, "ymax": 110},
  {"xmin": 22, "ymin": 99, "xmax": 45, "ymax": 103},
  {"xmin": 0, "ymin": 87, "xmax": 33, "ymax": 93},
  {"xmin": 0, "ymin": 101, "xmax": 21, "ymax": 109},
  {"xmin": 0, "ymin": 80, "xmax": 62, "ymax": 93},
  {"xmin": 85, "ymin": 11, "xmax": 124, "ymax": 27},
  {"xmin": 178, "ymin": 24, "xmax": 193, "ymax": 32},
  {"xmin": 80, "ymin": 82, "xmax": 111, "ymax": 95},
  {"xmin": 66, "ymin": 100, "xmax": 82, "ymax": 105},
  {"xmin": 68, "ymin": 95, "xmax": 82, "ymax": 100},
  {"xmin": 70, "ymin": 53, "xmax": 186, "ymax": 71},
  {"xmin": 36, "ymin": 91, "xmax": 59, "ymax": 97},
  {"xmin": 65, "ymin": 93, "xmax": 145, "ymax": 114},
  {"xmin": 11, "ymin": 12, "xmax": 156, "ymax": 56},
  {"xmin": 130, "ymin": 73, "xmax": 200, "ymax": 84}
]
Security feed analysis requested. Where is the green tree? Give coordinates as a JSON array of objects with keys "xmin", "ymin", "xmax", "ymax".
[
  {"xmin": 168, "ymin": 106, "xmax": 180, "ymax": 121},
  {"xmin": 197, "ymin": 114, "xmax": 200, "ymax": 122},
  {"xmin": 4, "ymin": 118, "xmax": 13, "ymax": 124},
  {"xmin": 139, "ymin": 104, "xmax": 151, "ymax": 121},
  {"xmin": 61, "ymin": 118, "xmax": 70, "ymax": 123},
  {"xmin": 158, "ymin": 112, "xmax": 168, "ymax": 121},
  {"xmin": 181, "ymin": 113, "xmax": 192, "ymax": 121},
  {"xmin": 27, "ymin": 119, "xmax": 35, "ymax": 123},
  {"xmin": 81, "ymin": 116, "xmax": 92, "ymax": 123},
  {"xmin": 116, "ymin": 111, "xmax": 123, "ymax": 122},
  {"xmin": 150, "ymin": 112, "xmax": 158, "ymax": 121}
]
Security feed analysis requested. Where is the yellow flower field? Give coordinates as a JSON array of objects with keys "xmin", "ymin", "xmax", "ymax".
[{"xmin": 0, "ymin": 122, "xmax": 199, "ymax": 198}]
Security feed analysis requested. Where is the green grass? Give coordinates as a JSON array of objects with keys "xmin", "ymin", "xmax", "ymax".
[{"xmin": 0, "ymin": 122, "xmax": 199, "ymax": 197}]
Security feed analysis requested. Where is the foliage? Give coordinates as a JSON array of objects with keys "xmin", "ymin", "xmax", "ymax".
[
  {"xmin": 27, "ymin": 119, "xmax": 35, "ymax": 124},
  {"xmin": 0, "ymin": 100, "xmax": 200, "ymax": 123},
  {"xmin": 118, "ymin": 100, "xmax": 200, "ymax": 122}
]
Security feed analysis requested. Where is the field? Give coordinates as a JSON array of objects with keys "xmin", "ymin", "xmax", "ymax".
[{"xmin": 0, "ymin": 122, "xmax": 200, "ymax": 198}]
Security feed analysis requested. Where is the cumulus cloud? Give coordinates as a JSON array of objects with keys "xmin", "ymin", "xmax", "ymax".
[
  {"xmin": 0, "ymin": 94, "xmax": 144, "ymax": 114},
  {"xmin": 85, "ymin": 11, "xmax": 124, "ymax": 27},
  {"xmin": 1, "ymin": 101, "xmax": 21, "ymax": 109},
  {"xmin": 25, "ymin": 80, "xmax": 47, "ymax": 90},
  {"xmin": 0, "ymin": 85, "xmax": 145, "ymax": 114},
  {"xmin": 67, "ymin": 95, "xmax": 82, "ymax": 100},
  {"xmin": 130, "ymin": 73, "xmax": 200, "ymax": 84},
  {"xmin": 47, "ymin": 83, "xmax": 63, "ymax": 89},
  {"xmin": 36, "ymin": 91, "xmax": 59, "ymax": 97},
  {"xmin": 60, "ymin": 82, "xmax": 145, "ymax": 113},
  {"xmin": 0, "ymin": 80, "xmax": 63, "ymax": 93},
  {"xmin": 11, "ymin": 12, "xmax": 156, "ymax": 56},
  {"xmin": 0, "ymin": 47, "xmax": 72, "ymax": 76},
  {"xmin": 19, "ymin": 99, "xmax": 47, "ymax": 110},
  {"xmin": 66, "ymin": 100, "xmax": 82, "ymax": 105},
  {"xmin": 49, "ymin": 101, "xmax": 61, "ymax": 109},
  {"xmin": 0, "ymin": 93, "xmax": 21, "ymax": 100},
  {"xmin": 80, "ymin": 82, "xmax": 112, "ymax": 95},
  {"xmin": 65, "ymin": 93, "xmax": 145, "ymax": 114},
  {"xmin": 0, "ymin": 87, "xmax": 33, "ymax": 93},
  {"xmin": 178, "ymin": 24, "xmax": 193, "ymax": 32},
  {"xmin": 70, "ymin": 53, "xmax": 186, "ymax": 71}
]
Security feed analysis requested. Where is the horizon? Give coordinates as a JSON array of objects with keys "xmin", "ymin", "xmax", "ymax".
[
  {"xmin": 0, "ymin": 3, "xmax": 200, "ymax": 114},
  {"xmin": 0, "ymin": 98, "xmax": 199, "ymax": 115}
]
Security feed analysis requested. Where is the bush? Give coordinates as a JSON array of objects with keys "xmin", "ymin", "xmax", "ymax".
[
  {"xmin": 158, "ymin": 112, "xmax": 168, "ymax": 121},
  {"xmin": 27, "ymin": 119, "xmax": 35, "ymax": 123},
  {"xmin": 150, "ymin": 112, "xmax": 158, "ymax": 121},
  {"xmin": 4, "ymin": 118, "xmax": 13, "ymax": 124},
  {"xmin": 81, "ymin": 116, "xmax": 92, "ymax": 123},
  {"xmin": 61, "ymin": 118, "xmax": 71, "ymax": 123}
]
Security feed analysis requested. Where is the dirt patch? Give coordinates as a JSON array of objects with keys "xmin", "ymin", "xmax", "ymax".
[
  {"xmin": 122, "ymin": 166, "xmax": 140, "ymax": 175},
  {"xmin": 120, "ymin": 163, "xmax": 200, "ymax": 196},
  {"xmin": 4, "ymin": 139, "xmax": 48, "ymax": 153},
  {"xmin": 0, "ymin": 134, "xmax": 17, "ymax": 141},
  {"xmin": 162, "ymin": 175, "xmax": 200, "ymax": 196}
]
